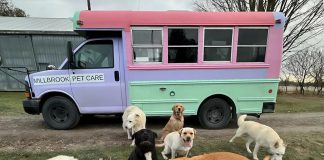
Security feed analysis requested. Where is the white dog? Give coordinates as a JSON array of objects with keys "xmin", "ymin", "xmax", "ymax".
[
  {"xmin": 122, "ymin": 106, "xmax": 146, "ymax": 144},
  {"xmin": 229, "ymin": 115, "xmax": 286, "ymax": 160},
  {"xmin": 157, "ymin": 127, "xmax": 196, "ymax": 160},
  {"xmin": 47, "ymin": 155, "xmax": 78, "ymax": 160}
]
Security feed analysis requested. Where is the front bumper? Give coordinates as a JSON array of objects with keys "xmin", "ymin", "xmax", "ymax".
[{"xmin": 22, "ymin": 99, "xmax": 41, "ymax": 114}]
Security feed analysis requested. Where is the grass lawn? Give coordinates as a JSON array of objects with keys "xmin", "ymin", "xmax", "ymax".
[
  {"xmin": 0, "ymin": 92, "xmax": 323, "ymax": 159},
  {"xmin": 276, "ymin": 93, "xmax": 324, "ymax": 113},
  {"xmin": 0, "ymin": 133, "xmax": 323, "ymax": 160},
  {"xmin": 0, "ymin": 92, "xmax": 26, "ymax": 115}
]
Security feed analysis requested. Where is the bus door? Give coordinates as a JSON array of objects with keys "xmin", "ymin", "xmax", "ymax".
[{"xmin": 69, "ymin": 39, "xmax": 123, "ymax": 113}]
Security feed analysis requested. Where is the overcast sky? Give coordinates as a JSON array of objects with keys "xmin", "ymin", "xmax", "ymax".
[
  {"xmin": 11, "ymin": 0, "xmax": 195, "ymax": 18},
  {"xmin": 9, "ymin": 0, "xmax": 324, "ymax": 49}
]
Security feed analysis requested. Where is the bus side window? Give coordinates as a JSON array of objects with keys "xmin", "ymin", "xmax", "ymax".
[
  {"xmin": 168, "ymin": 28, "xmax": 198, "ymax": 63},
  {"xmin": 204, "ymin": 28, "xmax": 233, "ymax": 62},
  {"xmin": 132, "ymin": 28, "xmax": 163, "ymax": 63}
]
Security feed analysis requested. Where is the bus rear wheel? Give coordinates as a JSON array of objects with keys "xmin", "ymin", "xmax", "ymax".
[
  {"xmin": 198, "ymin": 98, "xmax": 231, "ymax": 129},
  {"xmin": 42, "ymin": 96, "xmax": 80, "ymax": 130}
]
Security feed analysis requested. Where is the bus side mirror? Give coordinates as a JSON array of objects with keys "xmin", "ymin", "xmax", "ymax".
[
  {"xmin": 46, "ymin": 64, "xmax": 57, "ymax": 70},
  {"xmin": 67, "ymin": 41, "xmax": 74, "ymax": 69}
]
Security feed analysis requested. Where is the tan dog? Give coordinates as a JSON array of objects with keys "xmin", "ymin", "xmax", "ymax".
[
  {"xmin": 174, "ymin": 152, "xmax": 248, "ymax": 160},
  {"xmin": 160, "ymin": 103, "xmax": 185, "ymax": 141},
  {"xmin": 229, "ymin": 115, "xmax": 286, "ymax": 160},
  {"xmin": 157, "ymin": 127, "xmax": 196, "ymax": 160}
]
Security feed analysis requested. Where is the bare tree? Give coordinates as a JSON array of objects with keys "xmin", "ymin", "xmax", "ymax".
[
  {"xmin": 0, "ymin": 0, "xmax": 27, "ymax": 17},
  {"xmin": 309, "ymin": 50, "xmax": 324, "ymax": 95},
  {"xmin": 280, "ymin": 67, "xmax": 291, "ymax": 94},
  {"xmin": 285, "ymin": 50, "xmax": 318, "ymax": 95},
  {"xmin": 194, "ymin": 0, "xmax": 324, "ymax": 62}
]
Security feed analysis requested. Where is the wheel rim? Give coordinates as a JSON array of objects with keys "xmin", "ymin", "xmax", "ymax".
[
  {"xmin": 50, "ymin": 105, "xmax": 69, "ymax": 123},
  {"xmin": 206, "ymin": 107, "xmax": 224, "ymax": 124}
]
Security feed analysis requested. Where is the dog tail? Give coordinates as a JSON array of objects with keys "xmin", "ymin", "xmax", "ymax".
[
  {"xmin": 155, "ymin": 142, "xmax": 164, "ymax": 148},
  {"xmin": 237, "ymin": 114, "xmax": 247, "ymax": 127}
]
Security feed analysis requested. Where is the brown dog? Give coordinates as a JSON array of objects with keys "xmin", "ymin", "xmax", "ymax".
[
  {"xmin": 160, "ymin": 103, "xmax": 185, "ymax": 141},
  {"xmin": 174, "ymin": 152, "xmax": 249, "ymax": 160}
]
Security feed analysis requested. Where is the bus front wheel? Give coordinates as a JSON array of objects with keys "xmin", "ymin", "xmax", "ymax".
[
  {"xmin": 198, "ymin": 98, "xmax": 231, "ymax": 129},
  {"xmin": 42, "ymin": 96, "xmax": 80, "ymax": 130}
]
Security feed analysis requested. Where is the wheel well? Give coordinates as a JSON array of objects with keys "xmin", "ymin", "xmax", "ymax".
[
  {"xmin": 198, "ymin": 94, "xmax": 236, "ymax": 119},
  {"xmin": 39, "ymin": 92, "xmax": 80, "ymax": 113}
]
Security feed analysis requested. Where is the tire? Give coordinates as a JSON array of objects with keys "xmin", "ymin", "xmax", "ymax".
[
  {"xmin": 198, "ymin": 98, "xmax": 231, "ymax": 129},
  {"xmin": 42, "ymin": 96, "xmax": 80, "ymax": 130}
]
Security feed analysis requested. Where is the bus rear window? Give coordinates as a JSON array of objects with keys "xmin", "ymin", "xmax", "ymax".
[{"xmin": 237, "ymin": 28, "xmax": 268, "ymax": 62}]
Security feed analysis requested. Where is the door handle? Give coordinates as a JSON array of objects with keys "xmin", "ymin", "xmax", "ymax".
[{"xmin": 114, "ymin": 71, "xmax": 119, "ymax": 81}]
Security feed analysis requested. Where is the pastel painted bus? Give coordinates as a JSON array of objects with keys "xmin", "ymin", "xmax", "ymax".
[{"xmin": 22, "ymin": 11, "xmax": 285, "ymax": 130}]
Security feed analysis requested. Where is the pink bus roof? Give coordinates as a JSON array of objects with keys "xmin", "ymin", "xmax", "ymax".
[{"xmin": 75, "ymin": 11, "xmax": 276, "ymax": 30}]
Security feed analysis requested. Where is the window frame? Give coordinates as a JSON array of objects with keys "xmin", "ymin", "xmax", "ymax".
[
  {"xmin": 237, "ymin": 27, "xmax": 269, "ymax": 63},
  {"xmin": 131, "ymin": 27, "xmax": 163, "ymax": 64},
  {"xmin": 167, "ymin": 27, "xmax": 199, "ymax": 63},
  {"xmin": 73, "ymin": 39, "xmax": 114, "ymax": 69},
  {"xmin": 203, "ymin": 27, "xmax": 234, "ymax": 63}
]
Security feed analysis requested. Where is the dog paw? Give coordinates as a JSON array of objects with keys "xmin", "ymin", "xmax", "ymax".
[
  {"xmin": 253, "ymin": 157, "xmax": 259, "ymax": 160},
  {"xmin": 161, "ymin": 153, "xmax": 168, "ymax": 160},
  {"xmin": 247, "ymin": 150, "xmax": 252, "ymax": 154}
]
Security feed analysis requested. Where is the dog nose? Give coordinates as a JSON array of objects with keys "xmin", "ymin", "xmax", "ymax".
[{"xmin": 186, "ymin": 137, "xmax": 191, "ymax": 141}]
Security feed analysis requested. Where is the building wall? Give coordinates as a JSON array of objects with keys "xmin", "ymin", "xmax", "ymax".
[{"xmin": 0, "ymin": 33, "xmax": 85, "ymax": 91}]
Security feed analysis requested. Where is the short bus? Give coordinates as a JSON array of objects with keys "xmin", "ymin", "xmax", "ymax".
[{"xmin": 22, "ymin": 11, "xmax": 285, "ymax": 129}]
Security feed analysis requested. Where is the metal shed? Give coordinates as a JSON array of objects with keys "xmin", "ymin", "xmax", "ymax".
[{"xmin": 0, "ymin": 17, "xmax": 85, "ymax": 91}]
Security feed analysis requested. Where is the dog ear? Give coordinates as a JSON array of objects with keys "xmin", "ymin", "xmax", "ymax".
[
  {"xmin": 172, "ymin": 104, "xmax": 177, "ymax": 112},
  {"xmin": 178, "ymin": 128, "xmax": 183, "ymax": 136},
  {"xmin": 153, "ymin": 131, "xmax": 158, "ymax": 138}
]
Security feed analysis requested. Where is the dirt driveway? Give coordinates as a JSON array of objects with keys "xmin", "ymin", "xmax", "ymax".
[{"xmin": 0, "ymin": 112, "xmax": 323, "ymax": 152}]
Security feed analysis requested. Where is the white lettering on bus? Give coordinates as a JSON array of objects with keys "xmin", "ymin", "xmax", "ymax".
[{"xmin": 33, "ymin": 73, "xmax": 105, "ymax": 85}]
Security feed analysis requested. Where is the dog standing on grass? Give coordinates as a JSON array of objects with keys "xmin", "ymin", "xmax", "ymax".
[
  {"xmin": 122, "ymin": 106, "xmax": 146, "ymax": 145},
  {"xmin": 157, "ymin": 127, "xmax": 196, "ymax": 160},
  {"xmin": 160, "ymin": 103, "xmax": 185, "ymax": 141},
  {"xmin": 229, "ymin": 115, "xmax": 286, "ymax": 160}
]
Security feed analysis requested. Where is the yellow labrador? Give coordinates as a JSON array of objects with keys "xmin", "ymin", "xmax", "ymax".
[
  {"xmin": 229, "ymin": 115, "xmax": 286, "ymax": 160},
  {"xmin": 157, "ymin": 127, "xmax": 196, "ymax": 160}
]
